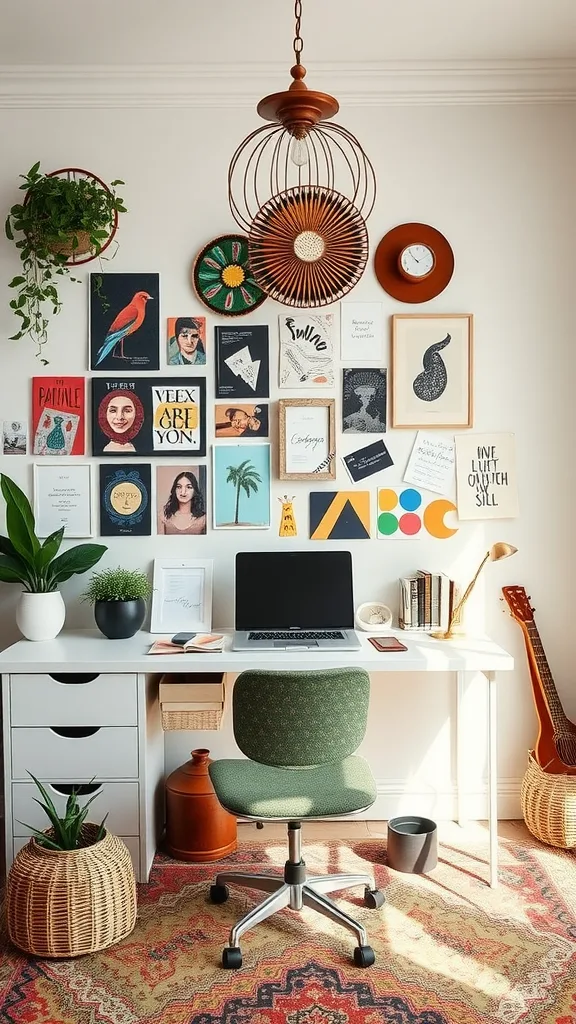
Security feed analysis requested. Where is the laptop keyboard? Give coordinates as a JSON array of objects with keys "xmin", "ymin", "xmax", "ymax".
[{"xmin": 248, "ymin": 630, "xmax": 345, "ymax": 641}]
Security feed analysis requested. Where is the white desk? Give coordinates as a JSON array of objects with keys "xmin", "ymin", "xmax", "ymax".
[{"xmin": 0, "ymin": 629, "xmax": 513, "ymax": 886}]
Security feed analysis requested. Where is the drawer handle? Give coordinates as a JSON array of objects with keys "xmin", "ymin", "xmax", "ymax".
[
  {"xmin": 50, "ymin": 726, "xmax": 101, "ymax": 739},
  {"xmin": 49, "ymin": 783, "xmax": 103, "ymax": 797},
  {"xmin": 49, "ymin": 673, "xmax": 100, "ymax": 685}
]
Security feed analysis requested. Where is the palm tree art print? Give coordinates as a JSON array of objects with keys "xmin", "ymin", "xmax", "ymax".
[{"xmin": 226, "ymin": 459, "xmax": 262, "ymax": 525}]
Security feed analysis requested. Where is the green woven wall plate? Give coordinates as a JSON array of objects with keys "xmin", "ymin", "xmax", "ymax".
[{"xmin": 193, "ymin": 234, "xmax": 267, "ymax": 316}]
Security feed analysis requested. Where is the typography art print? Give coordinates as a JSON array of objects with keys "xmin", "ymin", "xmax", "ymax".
[
  {"xmin": 279, "ymin": 313, "xmax": 335, "ymax": 388},
  {"xmin": 91, "ymin": 378, "xmax": 206, "ymax": 457},
  {"xmin": 455, "ymin": 433, "xmax": 519, "ymax": 519},
  {"xmin": 32, "ymin": 377, "xmax": 85, "ymax": 456}
]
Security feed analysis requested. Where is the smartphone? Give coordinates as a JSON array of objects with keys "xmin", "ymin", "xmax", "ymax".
[
  {"xmin": 368, "ymin": 636, "xmax": 408, "ymax": 652},
  {"xmin": 171, "ymin": 632, "xmax": 197, "ymax": 645}
]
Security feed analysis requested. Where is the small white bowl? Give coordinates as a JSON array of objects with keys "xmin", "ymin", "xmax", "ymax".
[{"xmin": 355, "ymin": 601, "xmax": 393, "ymax": 632}]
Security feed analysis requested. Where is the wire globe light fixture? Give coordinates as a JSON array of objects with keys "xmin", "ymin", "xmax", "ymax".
[{"xmin": 227, "ymin": 0, "xmax": 376, "ymax": 307}]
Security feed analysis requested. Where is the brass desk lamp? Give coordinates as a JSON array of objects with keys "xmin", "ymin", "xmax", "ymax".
[{"xmin": 431, "ymin": 542, "xmax": 517, "ymax": 640}]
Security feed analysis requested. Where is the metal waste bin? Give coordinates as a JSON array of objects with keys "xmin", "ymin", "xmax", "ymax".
[{"xmin": 387, "ymin": 816, "xmax": 438, "ymax": 873}]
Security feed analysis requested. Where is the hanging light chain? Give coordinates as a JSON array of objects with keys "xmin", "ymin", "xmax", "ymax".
[{"xmin": 293, "ymin": 0, "xmax": 304, "ymax": 64}]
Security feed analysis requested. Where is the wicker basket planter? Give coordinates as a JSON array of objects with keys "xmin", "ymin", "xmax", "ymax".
[
  {"xmin": 521, "ymin": 752, "xmax": 576, "ymax": 848},
  {"xmin": 6, "ymin": 824, "xmax": 137, "ymax": 957}
]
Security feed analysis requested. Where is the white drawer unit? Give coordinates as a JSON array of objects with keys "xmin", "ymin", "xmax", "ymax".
[
  {"xmin": 11, "ymin": 726, "xmax": 139, "ymax": 780},
  {"xmin": 2, "ymin": 669, "xmax": 164, "ymax": 883},
  {"xmin": 10, "ymin": 673, "xmax": 138, "ymax": 727},
  {"xmin": 12, "ymin": 781, "xmax": 140, "ymax": 837}
]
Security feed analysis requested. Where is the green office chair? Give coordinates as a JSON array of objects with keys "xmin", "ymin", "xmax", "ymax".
[{"xmin": 208, "ymin": 668, "xmax": 385, "ymax": 970}]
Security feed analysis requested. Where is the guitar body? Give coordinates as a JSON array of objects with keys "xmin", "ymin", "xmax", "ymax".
[{"xmin": 503, "ymin": 585, "xmax": 576, "ymax": 775}]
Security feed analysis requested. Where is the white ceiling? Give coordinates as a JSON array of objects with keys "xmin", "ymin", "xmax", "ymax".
[{"xmin": 2, "ymin": 0, "xmax": 576, "ymax": 65}]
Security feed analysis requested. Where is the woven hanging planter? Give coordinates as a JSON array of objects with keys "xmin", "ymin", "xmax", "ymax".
[
  {"xmin": 520, "ymin": 752, "xmax": 576, "ymax": 848},
  {"xmin": 248, "ymin": 185, "xmax": 368, "ymax": 308},
  {"xmin": 6, "ymin": 824, "xmax": 137, "ymax": 957}
]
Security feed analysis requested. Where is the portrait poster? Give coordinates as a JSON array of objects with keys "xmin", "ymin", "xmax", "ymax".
[
  {"xmin": 89, "ymin": 272, "xmax": 160, "ymax": 371},
  {"xmin": 403, "ymin": 431, "xmax": 455, "ymax": 495},
  {"xmin": 156, "ymin": 465, "xmax": 207, "ymax": 536},
  {"xmin": 32, "ymin": 376, "xmax": 85, "ymax": 455},
  {"xmin": 278, "ymin": 313, "xmax": 334, "ymax": 388},
  {"xmin": 34, "ymin": 464, "xmax": 92, "ymax": 538},
  {"xmin": 342, "ymin": 368, "xmax": 387, "ymax": 434},
  {"xmin": 214, "ymin": 403, "xmax": 269, "ymax": 438},
  {"xmin": 215, "ymin": 325, "xmax": 269, "ymax": 399},
  {"xmin": 167, "ymin": 316, "xmax": 206, "ymax": 366},
  {"xmin": 391, "ymin": 314, "xmax": 473, "ymax": 428},
  {"xmin": 340, "ymin": 302, "xmax": 384, "ymax": 363},
  {"xmin": 455, "ymin": 432, "xmax": 519, "ymax": 520},
  {"xmin": 212, "ymin": 443, "xmax": 271, "ymax": 529},
  {"xmin": 99, "ymin": 464, "xmax": 152, "ymax": 536},
  {"xmin": 3, "ymin": 419, "xmax": 27, "ymax": 456},
  {"xmin": 91, "ymin": 377, "xmax": 206, "ymax": 457}
]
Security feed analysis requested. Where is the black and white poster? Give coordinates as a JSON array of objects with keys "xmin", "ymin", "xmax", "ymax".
[
  {"xmin": 91, "ymin": 378, "xmax": 206, "ymax": 457},
  {"xmin": 215, "ymin": 325, "xmax": 269, "ymax": 399},
  {"xmin": 342, "ymin": 368, "xmax": 387, "ymax": 433},
  {"xmin": 455, "ymin": 433, "xmax": 519, "ymax": 519},
  {"xmin": 89, "ymin": 273, "xmax": 160, "ymax": 371},
  {"xmin": 99, "ymin": 464, "xmax": 152, "ymax": 536},
  {"xmin": 343, "ymin": 439, "xmax": 394, "ymax": 482}
]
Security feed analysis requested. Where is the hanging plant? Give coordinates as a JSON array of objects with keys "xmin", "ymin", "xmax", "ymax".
[{"xmin": 5, "ymin": 163, "xmax": 127, "ymax": 362}]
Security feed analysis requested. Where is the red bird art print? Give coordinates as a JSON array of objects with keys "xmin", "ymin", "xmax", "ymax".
[{"xmin": 95, "ymin": 291, "xmax": 153, "ymax": 366}]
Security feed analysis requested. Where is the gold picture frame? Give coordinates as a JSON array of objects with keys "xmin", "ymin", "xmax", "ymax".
[
  {"xmin": 279, "ymin": 398, "xmax": 336, "ymax": 480},
  {"xmin": 391, "ymin": 313, "xmax": 473, "ymax": 428}
]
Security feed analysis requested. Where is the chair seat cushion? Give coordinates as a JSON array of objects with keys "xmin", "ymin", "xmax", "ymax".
[{"xmin": 209, "ymin": 755, "xmax": 377, "ymax": 819}]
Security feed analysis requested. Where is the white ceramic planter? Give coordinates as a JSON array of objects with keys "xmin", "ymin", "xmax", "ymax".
[{"xmin": 16, "ymin": 591, "xmax": 66, "ymax": 642}]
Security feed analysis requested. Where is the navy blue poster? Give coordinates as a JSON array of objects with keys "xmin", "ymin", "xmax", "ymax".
[{"xmin": 99, "ymin": 464, "xmax": 152, "ymax": 536}]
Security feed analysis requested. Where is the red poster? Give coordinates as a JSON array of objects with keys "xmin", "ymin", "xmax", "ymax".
[{"xmin": 32, "ymin": 377, "xmax": 85, "ymax": 456}]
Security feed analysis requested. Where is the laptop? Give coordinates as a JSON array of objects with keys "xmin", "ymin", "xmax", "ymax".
[{"xmin": 232, "ymin": 550, "xmax": 361, "ymax": 651}]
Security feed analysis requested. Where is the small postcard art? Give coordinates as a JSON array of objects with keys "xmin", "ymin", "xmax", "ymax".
[{"xmin": 32, "ymin": 377, "xmax": 85, "ymax": 456}]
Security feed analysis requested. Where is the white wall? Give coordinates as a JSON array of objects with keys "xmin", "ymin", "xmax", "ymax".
[{"xmin": 1, "ymin": 96, "xmax": 574, "ymax": 818}]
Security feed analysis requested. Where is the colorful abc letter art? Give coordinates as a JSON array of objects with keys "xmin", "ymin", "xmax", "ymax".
[{"xmin": 377, "ymin": 488, "xmax": 458, "ymax": 540}]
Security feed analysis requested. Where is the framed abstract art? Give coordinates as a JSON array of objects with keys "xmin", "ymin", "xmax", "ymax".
[{"xmin": 391, "ymin": 314, "xmax": 473, "ymax": 428}]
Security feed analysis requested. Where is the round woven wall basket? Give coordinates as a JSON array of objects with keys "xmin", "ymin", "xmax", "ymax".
[
  {"xmin": 6, "ymin": 824, "xmax": 137, "ymax": 957},
  {"xmin": 520, "ymin": 752, "xmax": 576, "ymax": 848}
]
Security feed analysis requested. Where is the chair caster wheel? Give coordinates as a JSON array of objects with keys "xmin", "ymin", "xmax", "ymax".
[
  {"xmin": 364, "ymin": 887, "xmax": 385, "ymax": 909},
  {"xmin": 209, "ymin": 884, "xmax": 230, "ymax": 904},
  {"xmin": 353, "ymin": 944, "xmax": 375, "ymax": 968},
  {"xmin": 222, "ymin": 946, "xmax": 242, "ymax": 969}
]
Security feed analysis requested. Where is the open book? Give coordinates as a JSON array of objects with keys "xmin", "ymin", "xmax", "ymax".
[{"xmin": 148, "ymin": 634, "xmax": 225, "ymax": 655}]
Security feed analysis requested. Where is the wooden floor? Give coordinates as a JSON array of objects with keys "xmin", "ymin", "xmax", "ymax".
[{"xmin": 237, "ymin": 819, "xmax": 532, "ymax": 842}]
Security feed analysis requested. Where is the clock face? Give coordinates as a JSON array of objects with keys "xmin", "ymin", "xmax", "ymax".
[{"xmin": 399, "ymin": 244, "xmax": 435, "ymax": 279}]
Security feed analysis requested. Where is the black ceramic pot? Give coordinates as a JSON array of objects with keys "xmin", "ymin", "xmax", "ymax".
[{"xmin": 94, "ymin": 598, "xmax": 146, "ymax": 640}]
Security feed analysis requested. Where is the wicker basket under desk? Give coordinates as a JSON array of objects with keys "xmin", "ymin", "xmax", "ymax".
[
  {"xmin": 159, "ymin": 673, "xmax": 225, "ymax": 732},
  {"xmin": 521, "ymin": 751, "xmax": 576, "ymax": 848}
]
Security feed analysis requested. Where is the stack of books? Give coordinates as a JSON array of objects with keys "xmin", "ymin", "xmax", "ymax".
[{"xmin": 398, "ymin": 572, "xmax": 455, "ymax": 632}]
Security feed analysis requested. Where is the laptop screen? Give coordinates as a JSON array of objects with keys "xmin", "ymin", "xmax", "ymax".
[{"xmin": 235, "ymin": 551, "xmax": 355, "ymax": 631}]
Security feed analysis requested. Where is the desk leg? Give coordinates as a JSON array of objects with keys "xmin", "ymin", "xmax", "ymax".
[
  {"xmin": 456, "ymin": 671, "xmax": 467, "ymax": 828},
  {"xmin": 487, "ymin": 670, "xmax": 498, "ymax": 888}
]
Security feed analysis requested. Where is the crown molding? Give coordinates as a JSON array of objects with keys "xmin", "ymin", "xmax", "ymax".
[{"xmin": 1, "ymin": 59, "xmax": 576, "ymax": 108}]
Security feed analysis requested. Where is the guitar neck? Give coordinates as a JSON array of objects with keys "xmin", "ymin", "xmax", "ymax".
[{"xmin": 525, "ymin": 621, "xmax": 569, "ymax": 729}]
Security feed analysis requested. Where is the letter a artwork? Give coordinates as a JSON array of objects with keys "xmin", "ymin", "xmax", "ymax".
[{"xmin": 278, "ymin": 495, "xmax": 297, "ymax": 537}]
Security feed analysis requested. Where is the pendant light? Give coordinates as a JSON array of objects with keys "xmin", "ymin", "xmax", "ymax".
[{"xmin": 227, "ymin": 0, "xmax": 376, "ymax": 233}]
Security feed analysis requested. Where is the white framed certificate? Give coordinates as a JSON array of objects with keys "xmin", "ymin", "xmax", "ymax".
[
  {"xmin": 279, "ymin": 399, "xmax": 335, "ymax": 480},
  {"xmin": 33, "ymin": 463, "xmax": 93, "ymax": 538},
  {"xmin": 150, "ymin": 558, "xmax": 213, "ymax": 633}
]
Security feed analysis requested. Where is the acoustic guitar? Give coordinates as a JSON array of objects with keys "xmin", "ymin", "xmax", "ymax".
[{"xmin": 502, "ymin": 585, "xmax": 576, "ymax": 774}]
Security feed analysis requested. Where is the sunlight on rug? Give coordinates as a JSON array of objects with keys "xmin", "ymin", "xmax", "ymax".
[{"xmin": 1, "ymin": 835, "xmax": 575, "ymax": 1023}]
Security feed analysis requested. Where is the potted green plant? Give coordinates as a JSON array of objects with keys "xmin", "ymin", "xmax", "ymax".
[
  {"xmin": 5, "ymin": 162, "xmax": 127, "ymax": 361},
  {"xmin": 0, "ymin": 474, "xmax": 107, "ymax": 641},
  {"xmin": 6, "ymin": 773, "xmax": 136, "ymax": 957},
  {"xmin": 82, "ymin": 566, "xmax": 152, "ymax": 639}
]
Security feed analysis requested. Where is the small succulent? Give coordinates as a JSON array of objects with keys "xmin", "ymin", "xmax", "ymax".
[{"xmin": 82, "ymin": 566, "xmax": 152, "ymax": 603}]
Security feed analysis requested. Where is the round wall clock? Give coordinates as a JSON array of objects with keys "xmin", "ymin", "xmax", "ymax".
[
  {"xmin": 374, "ymin": 223, "xmax": 454, "ymax": 303},
  {"xmin": 193, "ymin": 234, "xmax": 267, "ymax": 316}
]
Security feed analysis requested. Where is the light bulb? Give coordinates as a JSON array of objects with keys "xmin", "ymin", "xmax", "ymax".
[{"xmin": 290, "ymin": 136, "xmax": 309, "ymax": 167}]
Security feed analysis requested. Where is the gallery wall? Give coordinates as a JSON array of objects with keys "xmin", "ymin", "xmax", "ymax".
[{"xmin": 0, "ymin": 91, "xmax": 574, "ymax": 817}]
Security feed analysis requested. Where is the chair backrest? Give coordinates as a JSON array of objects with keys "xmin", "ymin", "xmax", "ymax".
[{"xmin": 232, "ymin": 668, "xmax": 370, "ymax": 767}]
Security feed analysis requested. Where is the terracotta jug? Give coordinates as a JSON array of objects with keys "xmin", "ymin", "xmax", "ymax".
[{"xmin": 165, "ymin": 749, "xmax": 237, "ymax": 861}]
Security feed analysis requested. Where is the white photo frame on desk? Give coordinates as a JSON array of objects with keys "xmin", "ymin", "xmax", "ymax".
[
  {"xmin": 33, "ymin": 463, "xmax": 93, "ymax": 538},
  {"xmin": 150, "ymin": 558, "xmax": 213, "ymax": 634}
]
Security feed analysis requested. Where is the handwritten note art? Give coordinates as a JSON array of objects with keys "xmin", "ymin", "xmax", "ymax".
[
  {"xmin": 455, "ymin": 433, "xmax": 519, "ymax": 520},
  {"xmin": 403, "ymin": 431, "xmax": 455, "ymax": 495},
  {"xmin": 340, "ymin": 302, "xmax": 384, "ymax": 363},
  {"xmin": 279, "ymin": 313, "xmax": 334, "ymax": 388}
]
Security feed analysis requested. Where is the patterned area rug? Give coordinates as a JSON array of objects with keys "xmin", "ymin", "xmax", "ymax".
[{"xmin": 1, "ymin": 835, "xmax": 575, "ymax": 1023}]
